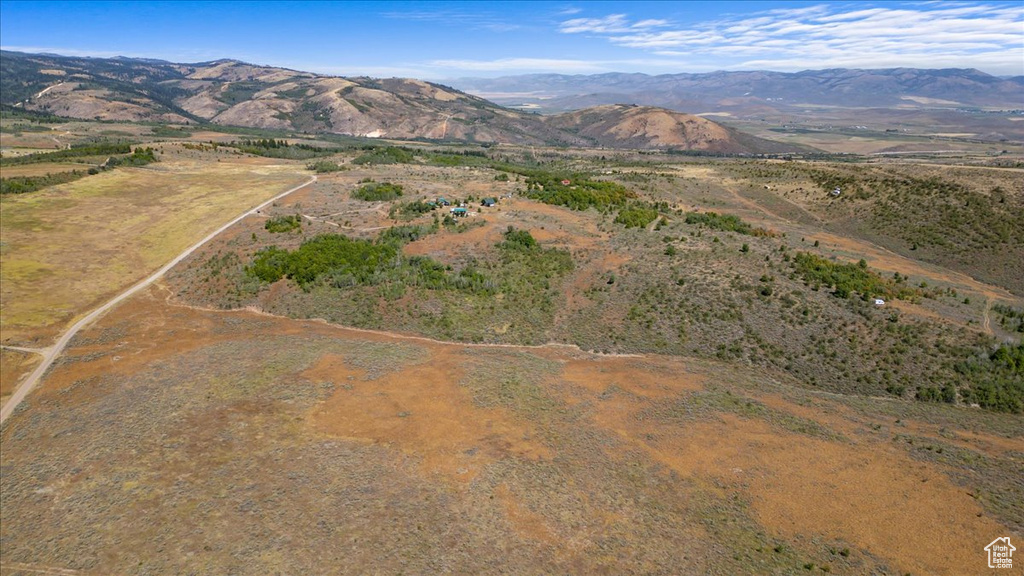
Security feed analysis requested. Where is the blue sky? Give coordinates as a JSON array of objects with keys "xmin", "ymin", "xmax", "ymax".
[{"xmin": 1, "ymin": 1, "xmax": 1022, "ymax": 78}]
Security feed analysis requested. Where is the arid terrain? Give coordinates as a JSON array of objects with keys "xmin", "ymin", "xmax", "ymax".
[
  {"xmin": 2, "ymin": 283, "xmax": 1020, "ymax": 575},
  {"xmin": 1, "ymin": 104, "xmax": 1022, "ymax": 575}
]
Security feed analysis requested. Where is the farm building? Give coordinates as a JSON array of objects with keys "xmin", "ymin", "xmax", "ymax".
[
  {"xmin": 450, "ymin": 207, "xmax": 468, "ymax": 217},
  {"xmin": 481, "ymin": 197, "xmax": 496, "ymax": 207}
]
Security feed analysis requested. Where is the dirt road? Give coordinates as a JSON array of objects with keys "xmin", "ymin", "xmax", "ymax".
[{"xmin": 0, "ymin": 175, "xmax": 317, "ymax": 425}]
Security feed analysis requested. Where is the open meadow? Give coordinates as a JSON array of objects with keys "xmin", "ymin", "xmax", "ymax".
[{"xmin": 0, "ymin": 144, "xmax": 309, "ymax": 404}]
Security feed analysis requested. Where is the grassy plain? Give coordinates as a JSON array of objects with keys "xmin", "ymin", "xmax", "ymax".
[{"xmin": 0, "ymin": 149, "xmax": 308, "ymax": 347}]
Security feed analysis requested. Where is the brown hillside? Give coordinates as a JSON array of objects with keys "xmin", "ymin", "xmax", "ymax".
[
  {"xmin": 3, "ymin": 51, "xmax": 800, "ymax": 153},
  {"xmin": 545, "ymin": 104, "xmax": 784, "ymax": 153}
]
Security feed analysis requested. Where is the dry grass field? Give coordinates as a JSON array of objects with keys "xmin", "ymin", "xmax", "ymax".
[
  {"xmin": 0, "ymin": 350, "xmax": 41, "ymax": 402},
  {"xmin": 1, "ymin": 286, "xmax": 1020, "ymax": 575},
  {"xmin": 0, "ymin": 151, "xmax": 308, "ymax": 349}
]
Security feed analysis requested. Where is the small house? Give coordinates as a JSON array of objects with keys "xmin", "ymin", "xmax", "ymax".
[
  {"xmin": 450, "ymin": 207, "xmax": 468, "ymax": 217},
  {"xmin": 830, "ymin": 187, "xmax": 842, "ymax": 197},
  {"xmin": 560, "ymin": 179, "xmax": 571, "ymax": 186},
  {"xmin": 873, "ymin": 298, "xmax": 885, "ymax": 306},
  {"xmin": 481, "ymin": 197, "xmax": 496, "ymax": 207},
  {"xmin": 437, "ymin": 197, "xmax": 451, "ymax": 206}
]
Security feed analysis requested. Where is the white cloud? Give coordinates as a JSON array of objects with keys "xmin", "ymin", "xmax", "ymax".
[
  {"xmin": 559, "ymin": 14, "xmax": 669, "ymax": 34},
  {"xmin": 381, "ymin": 9, "xmax": 522, "ymax": 32},
  {"xmin": 557, "ymin": 3, "xmax": 1024, "ymax": 75}
]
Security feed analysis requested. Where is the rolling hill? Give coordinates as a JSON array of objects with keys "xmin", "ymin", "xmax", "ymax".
[
  {"xmin": 1, "ymin": 50, "xmax": 791, "ymax": 153},
  {"xmin": 546, "ymin": 104, "xmax": 797, "ymax": 153}
]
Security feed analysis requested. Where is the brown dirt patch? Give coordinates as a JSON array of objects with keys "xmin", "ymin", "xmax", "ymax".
[
  {"xmin": 403, "ymin": 219, "xmax": 499, "ymax": 258},
  {"xmin": 308, "ymin": 348, "xmax": 552, "ymax": 482},
  {"xmin": 550, "ymin": 355, "xmax": 1012, "ymax": 575},
  {"xmin": 494, "ymin": 483, "xmax": 560, "ymax": 545},
  {"xmin": 560, "ymin": 356, "xmax": 697, "ymax": 400},
  {"xmin": 626, "ymin": 411, "xmax": 1003, "ymax": 576}
]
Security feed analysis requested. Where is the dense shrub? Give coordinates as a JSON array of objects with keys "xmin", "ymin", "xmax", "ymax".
[
  {"xmin": 264, "ymin": 215, "xmax": 301, "ymax": 233},
  {"xmin": 499, "ymin": 226, "xmax": 538, "ymax": 251},
  {"xmin": 105, "ymin": 147, "xmax": 157, "ymax": 167},
  {"xmin": 229, "ymin": 139, "xmax": 342, "ymax": 159},
  {"xmin": 246, "ymin": 231, "xmax": 496, "ymax": 296},
  {"xmin": 1, "ymin": 171, "xmax": 85, "ymax": 194},
  {"xmin": 247, "ymin": 234, "xmax": 398, "ymax": 288},
  {"xmin": 615, "ymin": 204, "xmax": 659, "ymax": 228},
  {"xmin": 378, "ymin": 224, "xmax": 436, "ymax": 244},
  {"xmin": 0, "ymin": 142, "xmax": 131, "ymax": 166},
  {"xmin": 306, "ymin": 160, "xmax": 347, "ymax": 173},
  {"xmin": 685, "ymin": 211, "xmax": 753, "ymax": 234},
  {"xmin": 352, "ymin": 181, "xmax": 404, "ymax": 201},
  {"xmin": 388, "ymin": 199, "xmax": 436, "ymax": 219},
  {"xmin": 351, "ymin": 146, "xmax": 415, "ymax": 165},
  {"xmin": 957, "ymin": 342, "xmax": 1024, "ymax": 413},
  {"xmin": 791, "ymin": 252, "xmax": 919, "ymax": 301}
]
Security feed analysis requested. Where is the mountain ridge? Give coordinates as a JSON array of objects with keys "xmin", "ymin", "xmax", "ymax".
[
  {"xmin": 449, "ymin": 68, "xmax": 1024, "ymax": 111},
  {"xmin": 1, "ymin": 50, "xmax": 796, "ymax": 153}
]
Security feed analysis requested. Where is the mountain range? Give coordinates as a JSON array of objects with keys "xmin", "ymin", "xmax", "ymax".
[
  {"xmin": 450, "ymin": 68, "xmax": 1024, "ymax": 114},
  {"xmin": 5, "ymin": 50, "xmax": 1022, "ymax": 152},
  {"xmin": 2, "ymin": 50, "xmax": 800, "ymax": 153}
]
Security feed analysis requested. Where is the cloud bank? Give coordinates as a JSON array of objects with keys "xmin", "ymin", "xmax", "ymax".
[{"xmin": 559, "ymin": 3, "xmax": 1024, "ymax": 75}]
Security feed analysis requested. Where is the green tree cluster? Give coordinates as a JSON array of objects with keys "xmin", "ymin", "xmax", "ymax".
[
  {"xmin": 0, "ymin": 142, "xmax": 131, "ymax": 166},
  {"xmin": 955, "ymin": 342, "xmax": 1024, "ymax": 413},
  {"xmin": 615, "ymin": 204, "xmax": 659, "ymax": 228},
  {"xmin": 351, "ymin": 146, "xmax": 415, "ymax": 165},
  {"xmin": 306, "ymin": 160, "xmax": 347, "ymax": 173},
  {"xmin": 684, "ymin": 211, "xmax": 753, "ymax": 234},
  {"xmin": 352, "ymin": 181, "xmax": 404, "ymax": 201},
  {"xmin": 791, "ymin": 252, "xmax": 919, "ymax": 301},
  {"xmin": 247, "ymin": 234, "xmax": 398, "ymax": 288},
  {"xmin": 1, "ymin": 171, "xmax": 86, "ymax": 195}
]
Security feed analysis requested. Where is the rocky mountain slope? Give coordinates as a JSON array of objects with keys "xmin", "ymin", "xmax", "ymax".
[{"xmin": 1, "ymin": 50, "xmax": 790, "ymax": 153}]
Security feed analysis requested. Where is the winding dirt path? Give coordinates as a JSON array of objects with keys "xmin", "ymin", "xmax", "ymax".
[
  {"xmin": 163, "ymin": 295, "xmax": 644, "ymax": 359},
  {"xmin": 0, "ymin": 176, "xmax": 317, "ymax": 425},
  {"xmin": 983, "ymin": 296, "xmax": 993, "ymax": 335}
]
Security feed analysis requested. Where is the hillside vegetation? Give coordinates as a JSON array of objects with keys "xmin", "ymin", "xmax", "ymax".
[{"xmin": 162, "ymin": 148, "xmax": 1024, "ymax": 414}]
